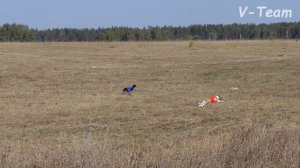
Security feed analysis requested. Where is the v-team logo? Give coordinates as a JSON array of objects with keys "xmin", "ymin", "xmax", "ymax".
[{"xmin": 239, "ymin": 6, "xmax": 293, "ymax": 18}]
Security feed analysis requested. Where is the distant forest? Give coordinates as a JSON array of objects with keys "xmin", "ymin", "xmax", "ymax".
[{"xmin": 0, "ymin": 22, "xmax": 299, "ymax": 42}]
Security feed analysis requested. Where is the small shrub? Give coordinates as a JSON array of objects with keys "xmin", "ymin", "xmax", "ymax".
[{"xmin": 188, "ymin": 40, "xmax": 194, "ymax": 49}]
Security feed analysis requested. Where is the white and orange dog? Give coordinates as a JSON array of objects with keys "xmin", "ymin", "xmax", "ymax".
[{"xmin": 198, "ymin": 95, "xmax": 223, "ymax": 107}]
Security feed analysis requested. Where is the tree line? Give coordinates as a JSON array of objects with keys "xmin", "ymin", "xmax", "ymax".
[{"xmin": 0, "ymin": 22, "xmax": 299, "ymax": 42}]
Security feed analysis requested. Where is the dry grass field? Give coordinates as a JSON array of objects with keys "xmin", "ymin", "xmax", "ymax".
[{"xmin": 0, "ymin": 41, "xmax": 299, "ymax": 167}]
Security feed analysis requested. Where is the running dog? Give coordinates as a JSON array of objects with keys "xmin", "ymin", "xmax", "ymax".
[
  {"xmin": 122, "ymin": 85, "xmax": 136, "ymax": 95},
  {"xmin": 198, "ymin": 95, "xmax": 223, "ymax": 107}
]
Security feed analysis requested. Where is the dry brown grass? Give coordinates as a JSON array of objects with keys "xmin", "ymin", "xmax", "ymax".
[{"xmin": 0, "ymin": 41, "xmax": 299, "ymax": 167}]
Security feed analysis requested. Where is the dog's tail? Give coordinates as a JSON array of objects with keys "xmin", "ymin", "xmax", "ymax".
[{"xmin": 198, "ymin": 100, "xmax": 208, "ymax": 107}]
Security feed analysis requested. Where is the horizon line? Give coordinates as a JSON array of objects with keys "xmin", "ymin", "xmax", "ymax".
[{"xmin": 1, "ymin": 21, "xmax": 299, "ymax": 30}]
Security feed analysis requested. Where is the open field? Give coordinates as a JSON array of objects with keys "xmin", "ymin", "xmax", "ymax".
[{"xmin": 0, "ymin": 41, "xmax": 300, "ymax": 167}]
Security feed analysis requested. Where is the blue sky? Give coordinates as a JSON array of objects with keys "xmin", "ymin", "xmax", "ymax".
[{"xmin": 0, "ymin": 0, "xmax": 299, "ymax": 29}]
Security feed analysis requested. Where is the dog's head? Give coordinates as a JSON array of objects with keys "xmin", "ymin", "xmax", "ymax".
[{"xmin": 216, "ymin": 95, "xmax": 223, "ymax": 102}]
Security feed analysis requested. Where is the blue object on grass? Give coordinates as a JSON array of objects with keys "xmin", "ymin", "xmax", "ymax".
[{"xmin": 123, "ymin": 85, "xmax": 136, "ymax": 93}]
